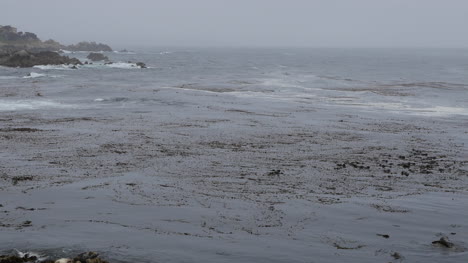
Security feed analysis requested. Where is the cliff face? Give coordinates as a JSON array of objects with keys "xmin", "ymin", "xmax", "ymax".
[{"xmin": 0, "ymin": 25, "xmax": 112, "ymax": 52}]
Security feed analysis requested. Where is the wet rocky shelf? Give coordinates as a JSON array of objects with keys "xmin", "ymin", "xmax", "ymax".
[{"xmin": 0, "ymin": 252, "xmax": 109, "ymax": 263}]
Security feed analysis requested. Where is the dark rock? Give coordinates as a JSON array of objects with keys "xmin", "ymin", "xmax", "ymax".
[
  {"xmin": 66, "ymin": 42, "xmax": 112, "ymax": 52},
  {"xmin": 0, "ymin": 26, "xmax": 63, "ymax": 53},
  {"xmin": 432, "ymin": 236, "xmax": 454, "ymax": 248},
  {"xmin": 86, "ymin": 52, "xmax": 109, "ymax": 62},
  {"xmin": 11, "ymin": 175, "xmax": 34, "ymax": 185},
  {"xmin": 0, "ymin": 50, "xmax": 82, "ymax": 68},
  {"xmin": 267, "ymin": 169, "xmax": 282, "ymax": 176},
  {"xmin": 391, "ymin": 252, "xmax": 402, "ymax": 259},
  {"xmin": 73, "ymin": 252, "xmax": 98, "ymax": 263},
  {"xmin": 21, "ymin": 220, "xmax": 32, "ymax": 227},
  {"xmin": 73, "ymin": 252, "xmax": 108, "ymax": 263},
  {"xmin": 136, "ymin": 62, "xmax": 147, "ymax": 68},
  {"xmin": 0, "ymin": 25, "xmax": 39, "ymax": 42},
  {"xmin": 377, "ymin": 233, "xmax": 390, "ymax": 238},
  {"xmin": 0, "ymin": 254, "xmax": 36, "ymax": 263}
]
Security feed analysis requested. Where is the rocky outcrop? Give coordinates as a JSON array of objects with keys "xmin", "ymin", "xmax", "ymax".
[
  {"xmin": 0, "ymin": 25, "xmax": 113, "ymax": 53},
  {"xmin": 66, "ymin": 42, "xmax": 112, "ymax": 52},
  {"xmin": 0, "ymin": 25, "xmax": 39, "ymax": 42},
  {"xmin": 0, "ymin": 50, "xmax": 82, "ymax": 68},
  {"xmin": 0, "ymin": 251, "xmax": 109, "ymax": 263},
  {"xmin": 0, "ymin": 25, "xmax": 117, "ymax": 67},
  {"xmin": 0, "ymin": 26, "xmax": 60, "ymax": 52},
  {"xmin": 87, "ymin": 52, "xmax": 109, "ymax": 61}
]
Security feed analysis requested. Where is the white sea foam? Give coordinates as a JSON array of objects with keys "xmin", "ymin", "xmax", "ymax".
[
  {"xmin": 15, "ymin": 250, "xmax": 47, "ymax": 262},
  {"xmin": 114, "ymin": 50, "xmax": 136, "ymax": 54},
  {"xmin": 0, "ymin": 100, "xmax": 75, "ymax": 111},
  {"xmin": 79, "ymin": 62, "xmax": 147, "ymax": 69},
  {"xmin": 23, "ymin": 72, "xmax": 63, "ymax": 79},
  {"xmin": 337, "ymin": 101, "xmax": 468, "ymax": 117},
  {"xmin": 60, "ymin": 50, "xmax": 94, "ymax": 54},
  {"xmin": 411, "ymin": 106, "xmax": 468, "ymax": 116},
  {"xmin": 23, "ymin": 72, "xmax": 46, "ymax": 79},
  {"xmin": 260, "ymin": 78, "xmax": 303, "ymax": 89},
  {"xmin": 33, "ymin": 64, "xmax": 76, "ymax": 70},
  {"xmin": 105, "ymin": 62, "xmax": 143, "ymax": 69}
]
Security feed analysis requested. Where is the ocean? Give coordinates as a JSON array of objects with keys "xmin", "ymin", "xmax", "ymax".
[
  {"xmin": 1, "ymin": 48, "xmax": 468, "ymax": 115},
  {"xmin": 0, "ymin": 48, "xmax": 467, "ymax": 263}
]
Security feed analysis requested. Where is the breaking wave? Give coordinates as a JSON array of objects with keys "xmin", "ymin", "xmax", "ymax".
[
  {"xmin": 23, "ymin": 72, "xmax": 47, "ymax": 79},
  {"xmin": 33, "ymin": 64, "xmax": 76, "ymax": 70},
  {"xmin": 104, "ymin": 62, "xmax": 145, "ymax": 69}
]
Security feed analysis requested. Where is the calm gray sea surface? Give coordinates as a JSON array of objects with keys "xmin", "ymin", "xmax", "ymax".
[{"xmin": 1, "ymin": 48, "xmax": 467, "ymax": 113}]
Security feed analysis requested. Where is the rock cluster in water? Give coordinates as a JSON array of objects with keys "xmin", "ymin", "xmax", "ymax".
[
  {"xmin": 86, "ymin": 52, "xmax": 109, "ymax": 62},
  {"xmin": 0, "ymin": 50, "xmax": 82, "ymax": 68},
  {"xmin": 0, "ymin": 252, "xmax": 109, "ymax": 263},
  {"xmin": 0, "ymin": 25, "xmax": 114, "ymax": 68},
  {"xmin": 0, "ymin": 25, "xmax": 148, "ymax": 69},
  {"xmin": 0, "ymin": 25, "xmax": 113, "ymax": 53},
  {"xmin": 0, "ymin": 25, "xmax": 113, "ymax": 68},
  {"xmin": 66, "ymin": 42, "xmax": 112, "ymax": 52}
]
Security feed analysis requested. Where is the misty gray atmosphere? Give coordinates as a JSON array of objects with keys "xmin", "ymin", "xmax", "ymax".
[
  {"xmin": 2, "ymin": 0, "xmax": 468, "ymax": 48},
  {"xmin": 1, "ymin": 1, "xmax": 468, "ymax": 263}
]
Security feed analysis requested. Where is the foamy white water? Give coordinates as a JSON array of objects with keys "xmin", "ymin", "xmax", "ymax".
[
  {"xmin": 33, "ymin": 65, "xmax": 76, "ymax": 70},
  {"xmin": 0, "ymin": 100, "xmax": 75, "ymax": 111},
  {"xmin": 23, "ymin": 72, "xmax": 47, "ymax": 79}
]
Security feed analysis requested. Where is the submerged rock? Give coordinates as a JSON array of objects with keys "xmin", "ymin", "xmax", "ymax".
[
  {"xmin": 136, "ymin": 62, "xmax": 147, "ymax": 68},
  {"xmin": 432, "ymin": 236, "xmax": 455, "ymax": 248},
  {"xmin": 1, "ymin": 252, "xmax": 109, "ymax": 263},
  {"xmin": 86, "ymin": 52, "xmax": 109, "ymax": 62}
]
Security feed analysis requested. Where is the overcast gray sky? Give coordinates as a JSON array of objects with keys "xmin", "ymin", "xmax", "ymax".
[{"xmin": 2, "ymin": 0, "xmax": 468, "ymax": 48}]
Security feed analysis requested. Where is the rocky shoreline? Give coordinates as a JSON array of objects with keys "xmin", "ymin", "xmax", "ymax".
[
  {"xmin": 0, "ymin": 25, "xmax": 115, "ymax": 68},
  {"xmin": 0, "ymin": 50, "xmax": 82, "ymax": 68},
  {"xmin": 0, "ymin": 252, "xmax": 109, "ymax": 263},
  {"xmin": 0, "ymin": 25, "xmax": 112, "ymax": 53},
  {"xmin": 0, "ymin": 26, "xmax": 147, "ymax": 68}
]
